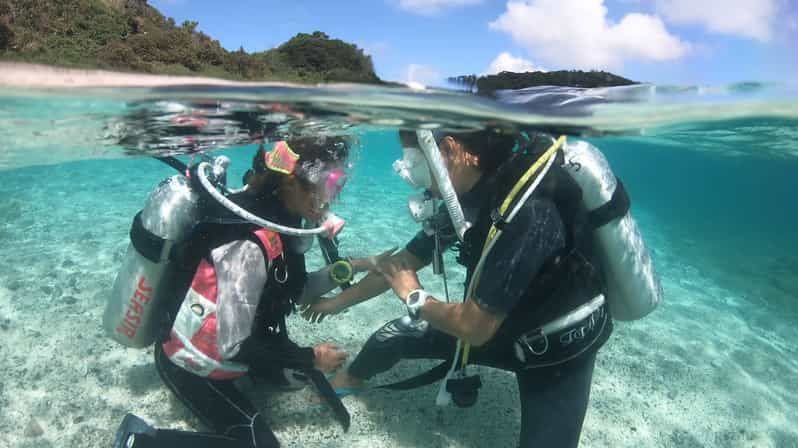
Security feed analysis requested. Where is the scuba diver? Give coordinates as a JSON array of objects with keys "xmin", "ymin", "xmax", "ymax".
[
  {"xmin": 106, "ymin": 136, "xmax": 369, "ymax": 447},
  {"xmin": 302, "ymin": 129, "xmax": 662, "ymax": 447}
]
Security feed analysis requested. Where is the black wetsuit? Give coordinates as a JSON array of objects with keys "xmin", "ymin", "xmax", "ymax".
[
  {"xmin": 116, "ymin": 195, "xmax": 333, "ymax": 448},
  {"xmin": 347, "ymin": 166, "xmax": 613, "ymax": 448}
]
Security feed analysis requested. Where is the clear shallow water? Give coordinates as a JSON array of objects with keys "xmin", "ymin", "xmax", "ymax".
[{"xmin": 0, "ymin": 72, "xmax": 797, "ymax": 447}]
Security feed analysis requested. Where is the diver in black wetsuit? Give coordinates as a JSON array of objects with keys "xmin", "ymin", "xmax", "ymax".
[
  {"xmin": 303, "ymin": 130, "xmax": 613, "ymax": 447},
  {"xmin": 112, "ymin": 137, "xmax": 368, "ymax": 448}
]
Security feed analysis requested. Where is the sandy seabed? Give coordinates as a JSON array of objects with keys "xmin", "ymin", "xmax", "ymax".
[{"xmin": 0, "ymin": 154, "xmax": 797, "ymax": 448}]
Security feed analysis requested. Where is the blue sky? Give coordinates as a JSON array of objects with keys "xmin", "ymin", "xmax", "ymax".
[{"xmin": 151, "ymin": 0, "xmax": 797, "ymax": 87}]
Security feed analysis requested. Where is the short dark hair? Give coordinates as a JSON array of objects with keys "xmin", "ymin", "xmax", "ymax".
[
  {"xmin": 398, "ymin": 128, "xmax": 517, "ymax": 174},
  {"xmin": 426, "ymin": 129, "xmax": 515, "ymax": 174}
]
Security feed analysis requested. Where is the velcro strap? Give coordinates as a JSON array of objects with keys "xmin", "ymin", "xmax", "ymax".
[
  {"xmin": 130, "ymin": 211, "xmax": 171, "ymax": 263},
  {"xmin": 514, "ymin": 302, "xmax": 608, "ymax": 369},
  {"xmin": 587, "ymin": 177, "xmax": 630, "ymax": 229}
]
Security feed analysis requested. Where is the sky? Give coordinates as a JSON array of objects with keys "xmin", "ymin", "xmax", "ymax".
[{"xmin": 150, "ymin": 0, "xmax": 798, "ymax": 87}]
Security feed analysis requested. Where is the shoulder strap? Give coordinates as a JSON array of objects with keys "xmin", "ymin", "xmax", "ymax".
[{"xmin": 251, "ymin": 228, "xmax": 284, "ymax": 262}]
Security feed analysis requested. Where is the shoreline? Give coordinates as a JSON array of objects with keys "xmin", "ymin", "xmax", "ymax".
[{"xmin": 0, "ymin": 62, "xmax": 306, "ymax": 89}]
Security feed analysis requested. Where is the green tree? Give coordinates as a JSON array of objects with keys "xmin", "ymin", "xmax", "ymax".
[
  {"xmin": 0, "ymin": 22, "xmax": 12, "ymax": 50},
  {"xmin": 274, "ymin": 31, "xmax": 377, "ymax": 82},
  {"xmin": 450, "ymin": 70, "xmax": 637, "ymax": 95},
  {"xmin": 181, "ymin": 20, "xmax": 197, "ymax": 33},
  {"xmin": 0, "ymin": 0, "xmax": 383, "ymax": 83}
]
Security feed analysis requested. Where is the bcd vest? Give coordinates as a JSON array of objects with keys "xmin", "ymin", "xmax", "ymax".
[{"xmin": 161, "ymin": 223, "xmax": 306, "ymax": 379}]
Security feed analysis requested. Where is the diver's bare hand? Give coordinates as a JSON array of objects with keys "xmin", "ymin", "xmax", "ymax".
[
  {"xmin": 300, "ymin": 298, "xmax": 343, "ymax": 324},
  {"xmin": 377, "ymin": 256, "xmax": 421, "ymax": 303},
  {"xmin": 313, "ymin": 343, "xmax": 348, "ymax": 373},
  {"xmin": 352, "ymin": 247, "xmax": 398, "ymax": 273}
]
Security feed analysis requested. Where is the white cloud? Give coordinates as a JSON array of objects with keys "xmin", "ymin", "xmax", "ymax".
[
  {"xmin": 405, "ymin": 64, "xmax": 442, "ymax": 87},
  {"xmin": 396, "ymin": 0, "xmax": 482, "ymax": 16},
  {"xmin": 489, "ymin": 0, "xmax": 689, "ymax": 70},
  {"xmin": 655, "ymin": 0, "xmax": 777, "ymax": 42},
  {"xmin": 487, "ymin": 52, "xmax": 543, "ymax": 74}
]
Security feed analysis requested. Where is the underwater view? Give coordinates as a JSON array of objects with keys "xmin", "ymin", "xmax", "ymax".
[{"xmin": 0, "ymin": 64, "xmax": 797, "ymax": 448}]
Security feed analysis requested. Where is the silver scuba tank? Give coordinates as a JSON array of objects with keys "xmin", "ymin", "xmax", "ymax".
[
  {"xmin": 103, "ymin": 159, "xmax": 212, "ymax": 347},
  {"xmin": 561, "ymin": 140, "xmax": 663, "ymax": 321}
]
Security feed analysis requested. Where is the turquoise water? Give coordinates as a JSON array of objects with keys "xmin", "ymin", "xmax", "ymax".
[{"xmin": 0, "ymin": 78, "xmax": 797, "ymax": 447}]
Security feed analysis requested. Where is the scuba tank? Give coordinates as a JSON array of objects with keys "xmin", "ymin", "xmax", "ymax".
[
  {"xmin": 378, "ymin": 134, "xmax": 662, "ymax": 409},
  {"xmin": 561, "ymin": 139, "xmax": 663, "ymax": 321},
  {"xmin": 103, "ymin": 175, "xmax": 201, "ymax": 348},
  {"xmin": 104, "ymin": 148, "xmax": 350, "ymax": 348},
  {"xmin": 103, "ymin": 157, "xmax": 229, "ymax": 348}
]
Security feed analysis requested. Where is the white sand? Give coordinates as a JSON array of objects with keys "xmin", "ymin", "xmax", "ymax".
[
  {"xmin": 0, "ymin": 62, "xmax": 290, "ymax": 89},
  {"xmin": 0, "ymin": 141, "xmax": 796, "ymax": 448}
]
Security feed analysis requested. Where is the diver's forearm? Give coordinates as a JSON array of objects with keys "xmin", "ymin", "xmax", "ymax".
[
  {"xmin": 333, "ymin": 271, "xmax": 391, "ymax": 308},
  {"xmin": 327, "ymin": 249, "xmax": 427, "ymax": 311},
  {"xmin": 298, "ymin": 267, "xmax": 338, "ymax": 305},
  {"xmin": 419, "ymin": 298, "xmax": 471, "ymax": 341},
  {"xmin": 420, "ymin": 298, "xmax": 502, "ymax": 347}
]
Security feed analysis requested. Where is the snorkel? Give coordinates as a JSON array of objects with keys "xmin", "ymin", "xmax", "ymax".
[
  {"xmin": 194, "ymin": 140, "xmax": 347, "ymax": 238},
  {"xmin": 393, "ymin": 129, "xmax": 474, "ymax": 305},
  {"xmin": 393, "ymin": 130, "xmax": 471, "ymax": 240},
  {"xmin": 414, "ymin": 130, "xmax": 471, "ymax": 241}
]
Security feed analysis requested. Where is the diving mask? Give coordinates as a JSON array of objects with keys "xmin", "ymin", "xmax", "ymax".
[
  {"xmin": 292, "ymin": 160, "xmax": 348, "ymax": 207},
  {"xmin": 302, "ymin": 172, "xmax": 347, "ymax": 239},
  {"xmin": 265, "ymin": 140, "xmax": 349, "ymax": 223},
  {"xmin": 320, "ymin": 168, "xmax": 347, "ymax": 205},
  {"xmin": 393, "ymin": 146, "xmax": 432, "ymax": 190},
  {"xmin": 196, "ymin": 140, "xmax": 349, "ymax": 239},
  {"xmin": 264, "ymin": 141, "xmax": 348, "ymax": 204}
]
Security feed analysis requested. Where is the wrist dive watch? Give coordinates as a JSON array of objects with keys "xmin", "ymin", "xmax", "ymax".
[
  {"xmin": 329, "ymin": 259, "xmax": 354, "ymax": 285},
  {"xmin": 406, "ymin": 289, "xmax": 431, "ymax": 320}
]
